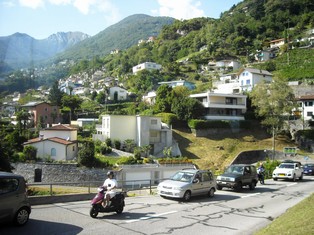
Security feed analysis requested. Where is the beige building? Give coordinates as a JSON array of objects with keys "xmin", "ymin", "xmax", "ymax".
[{"xmin": 94, "ymin": 115, "xmax": 175, "ymax": 156}]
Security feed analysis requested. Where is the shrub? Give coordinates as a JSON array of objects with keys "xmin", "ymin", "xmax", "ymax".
[
  {"xmin": 113, "ymin": 139, "xmax": 121, "ymax": 150},
  {"xmin": 23, "ymin": 145, "xmax": 37, "ymax": 161},
  {"xmin": 188, "ymin": 119, "xmax": 230, "ymax": 129},
  {"xmin": 156, "ymin": 112, "xmax": 178, "ymax": 125}
]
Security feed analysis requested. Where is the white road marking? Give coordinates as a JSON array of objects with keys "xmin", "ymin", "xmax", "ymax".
[
  {"xmin": 241, "ymin": 193, "xmax": 261, "ymax": 198},
  {"xmin": 126, "ymin": 210, "xmax": 178, "ymax": 223},
  {"xmin": 287, "ymin": 183, "xmax": 298, "ymax": 187}
]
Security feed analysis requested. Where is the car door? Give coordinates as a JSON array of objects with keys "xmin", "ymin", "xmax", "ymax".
[
  {"xmin": 242, "ymin": 166, "xmax": 252, "ymax": 185},
  {"xmin": 190, "ymin": 173, "xmax": 205, "ymax": 196},
  {"xmin": 0, "ymin": 177, "xmax": 19, "ymax": 222},
  {"xmin": 201, "ymin": 172, "xmax": 215, "ymax": 194}
]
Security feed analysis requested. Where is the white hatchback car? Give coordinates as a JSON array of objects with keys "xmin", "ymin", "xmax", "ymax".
[
  {"xmin": 157, "ymin": 169, "xmax": 216, "ymax": 201},
  {"xmin": 272, "ymin": 162, "xmax": 303, "ymax": 181}
]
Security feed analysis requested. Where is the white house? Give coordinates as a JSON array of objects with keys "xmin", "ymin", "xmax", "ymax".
[
  {"xmin": 296, "ymin": 95, "xmax": 314, "ymax": 121},
  {"xmin": 23, "ymin": 124, "xmax": 78, "ymax": 161},
  {"xmin": 190, "ymin": 92, "xmax": 247, "ymax": 121},
  {"xmin": 215, "ymin": 60, "xmax": 241, "ymax": 71},
  {"xmin": 270, "ymin": 38, "xmax": 285, "ymax": 48},
  {"xmin": 238, "ymin": 68, "xmax": 272, "ymax": 92},
  {"xmin": 142, "ymin": 91, "xmax": 157, "ymax": 105},
  {"xmin": 158, "ymin": 80, "xmax": 196, "ymax": 90},
  {"xmin": 132, "ymin": 62, "xmax": 162, "ymax": 74},
  {"xmin": 213, "ymin": 73, "xmax": 240, "ymax": 94},
  {"xmin": 93, "ymin": 115, "xmax": 174, "ymax": 156},
  {"xmin": 108, "ymin": 86, "xmax": 128, "ymax": 101}
]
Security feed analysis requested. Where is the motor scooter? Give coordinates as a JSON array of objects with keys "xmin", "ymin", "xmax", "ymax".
[{"xmin": 90, "ymin": 186, "xmax": 125, "ymax": 218}]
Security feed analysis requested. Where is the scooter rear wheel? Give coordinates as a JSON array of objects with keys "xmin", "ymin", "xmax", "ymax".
[
  {"xmin": 115, "ymin": 206, "xmax": 124, "ymax": 214},
  {"xmin": 90, "ymin": 207, "xmax": 98, "ymax": 218}
]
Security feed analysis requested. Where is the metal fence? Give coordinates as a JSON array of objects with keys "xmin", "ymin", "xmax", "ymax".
[{"xmin": 27, "ymin": 179, "xmax": 162, "ymax": 197}]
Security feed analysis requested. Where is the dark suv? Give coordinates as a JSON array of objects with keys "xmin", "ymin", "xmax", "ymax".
[
  {"xmin": 216, "ymin": 164, "xmax": 258, "ymax": 191},
  {"xmin": 0, "ymin": 172, "xmax": 31, "ymax": 226}
]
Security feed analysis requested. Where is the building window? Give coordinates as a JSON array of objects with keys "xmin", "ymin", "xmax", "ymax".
[
  {"xmin": 150, "ymin": 131, "xmax": 158, "ymax": 137},
  {"xmin": 72, "ymin": 146, "xmax": 75, "ymax": 151},
  {"xmin": 151, "ymin": 119, "xmax": 157, "ymax": 125},
  {"xmin": 246, "ymin": 79, "xmax": 250, "ymax": 85},
  {"xmin": 305, "ymin": 101, "xmax": 313, "ymax": 107},
  {"xmin": 307, "ymin": 112, "xmax": 313, "ymax": 117},
  {"xmin": 45, "ymin": 107, "xmax": 48, "ymax": 111},
  {"xmin": 51, "ymin": 148, "xmax": 56, "ymax": 156}
]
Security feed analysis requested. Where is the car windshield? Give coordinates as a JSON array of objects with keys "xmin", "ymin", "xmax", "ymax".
[
  {"xmin": 279, "ymin": 164, "xmax": 294, "ymax": 169},
  {"xmin": 225, "ymin": 166, "xmax": 244, "ymax": 174},
  {"xmin": 304, "ymin": 164, "xmax": 314, "ymax": 168},
  {"xmin": 170, "ymin": 172, "xmax": 194, "ymax": 182}
]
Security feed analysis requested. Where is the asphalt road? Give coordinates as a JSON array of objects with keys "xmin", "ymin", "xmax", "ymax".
[{"xmin": 1, "ymin": 175, "xmax": 314, "ymax": 235}]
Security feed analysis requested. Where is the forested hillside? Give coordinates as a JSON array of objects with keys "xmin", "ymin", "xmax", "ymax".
[{"xmin": 1, "ymin": 0, "xmax": 314, "ymax": 96}]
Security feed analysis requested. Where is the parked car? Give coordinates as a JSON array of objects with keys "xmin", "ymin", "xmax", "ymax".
[
  {"xmin": 303, "ymin": 163, "xmax": 314, "ymax": 175},
  {"xmin": 0, "ymin": 171, "xmax": 31, "ymax": 226},
  {"xmin": 157, "ymin": 169, "xmax": 216, "ymax": 201},
  {"xmin": 216, "ymin": 164, "xmax": 258, "ymax": 191},
  {"xmin": 272, "ymin": 162, "xmax": 303, "ymax": 181}
]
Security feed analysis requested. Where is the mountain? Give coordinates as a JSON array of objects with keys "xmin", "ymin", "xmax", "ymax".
[
  {"xmin": 54, "ymin": 14, "xmax": 175, "ymax": 62},
  {"xmin": 0, "ymin": 32, "xmax": 89, "ymax": 71}
]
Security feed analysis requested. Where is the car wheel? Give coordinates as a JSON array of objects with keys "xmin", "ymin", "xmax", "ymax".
[
  {"xmin": 249, "ymin": 181, "xmax": 256, "ymax": 190},
  {"xmin": 217, "ymin": 185, "xmax": 222, "ymax": 190},
  {"xmin": 90, "ymin": 206, "xmax": 98, "ymax": 218},
  {"xmin": 235, "ymin": 182, "xmax": 242, "ymax": 192},
  {"xmin": 183, "ymin": 191, "xmax": 191, "ymax": 202},
  {"xmin": 299, "ymin": 173, "xmax": 303, "ymax": 180},
  {"xmin": 208, "ymin": 188, "xmax": 215, "ymax": 197},
  {"xmin": 292, "ymin": 174, "xmax": 296, "ymax": 182},
  {"xmin": 14, "ymin": 207, "xmax": 30, "ymax": 226}
]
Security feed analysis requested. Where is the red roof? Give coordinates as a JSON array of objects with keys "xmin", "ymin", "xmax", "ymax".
[
  {"xmin": 23, "ymin": 137, "xmax": 76, "ymax": 146},
  {"xmin": 297, "ymin": 95, "xmax": 314, "ymax": 100},
  {"xmin": 45, "ymin": 124, "xmax": 77, "ymax": 131}
]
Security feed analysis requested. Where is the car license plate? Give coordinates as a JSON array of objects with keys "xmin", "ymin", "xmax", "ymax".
[{"xmin": 279, "ymin": 174, "xmax": 285, "ymax": 176}]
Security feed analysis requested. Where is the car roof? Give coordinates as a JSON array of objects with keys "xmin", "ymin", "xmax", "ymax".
[
  {"xmin": 0, "ymin": 171, "xmax": 24, "ymax": 178},
  {"xmin": 229, "ymin": 164, "xmax": 255, "ymax": 167},
  {"xmin": 180, "ymin": 169, "xmax": 211, "ymax": 173}
]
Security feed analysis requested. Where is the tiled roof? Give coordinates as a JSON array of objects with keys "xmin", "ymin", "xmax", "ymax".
[
  {"xmin": 297, "ymin": 95, "xmax": 314, "ymax": 100},
  {"xmin": 23, "ymin": 137, "xmax": 76, "ymax": 145},
  {"xmin": 45, "ymin": 124, "xmax": 77, "ymax": 131}
]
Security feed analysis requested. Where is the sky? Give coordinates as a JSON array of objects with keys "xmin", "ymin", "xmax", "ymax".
[{"xmin": 0, "ymin": 0, "xmax": 242, "ymax": 39}]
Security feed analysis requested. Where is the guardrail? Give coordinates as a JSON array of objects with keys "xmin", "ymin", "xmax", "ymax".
[{"xmin": 27, "ymin": 179, "xmax": 161, "ymax": 197}]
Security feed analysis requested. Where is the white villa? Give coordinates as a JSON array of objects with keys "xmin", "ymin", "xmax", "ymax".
[
  {"xmin": 190, "ymin": 92, "xmax": 247, "ymax": 121},
  {"xmin": 238, "ymin": 68, "xmax": 272, "ymax": 92},
  {"xmin": 23, "ymin": 124, "xmax": 78, "ymax": 161},
  {"xmin": 108, "ymin": 86, "xmax": 128, "ymax": 101},
  {"xmin": 296, "ymin": 95, "xmax": 314, "ymax": 121},
  {"xmin": 132, "ymin": 62, "xmax": 162, "ymax": 74},
  {"xmin": 93, "ymin": 115, "xmax": 176, "ymax": 156}
]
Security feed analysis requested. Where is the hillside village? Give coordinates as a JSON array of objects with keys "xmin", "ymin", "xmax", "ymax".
[{"xmin": 1, "ymin": 1, "xmax": 314, "ymax": 173}]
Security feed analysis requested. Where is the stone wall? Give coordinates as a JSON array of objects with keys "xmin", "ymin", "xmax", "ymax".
[{"xmin": 12, "ymin": 163, "xmax": 108, "ymax": 184}]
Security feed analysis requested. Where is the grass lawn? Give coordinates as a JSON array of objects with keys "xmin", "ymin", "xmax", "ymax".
[
  {"xmin": 255, "ymin": 193, "xmax": 314, "ymax": 235},
  {"xmin": 172, "ymin": 126, "xmax": 307, "ymax": 173}
]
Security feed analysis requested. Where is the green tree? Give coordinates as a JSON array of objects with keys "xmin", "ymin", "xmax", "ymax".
[
  {"xmin": 250, "ymin": 79, "xmax": 297, "ymax": 155},
  {"xmin": 48, "ymin": 80, "xmax": 64, "ymax": 106},
  {"xmin": 78, "ymin": 140, "xmax": 95, "ymax": 167},
  {"xmin": 154, "ymin": 84, "xmax": 173, "ymax": 113},
  {"xmin": 16, "ymin": 109, "xmax": 31, "ymax": 134},
  {"xmin": 61, "ymin": 95, "xmax": 83, "ymax": 121}
]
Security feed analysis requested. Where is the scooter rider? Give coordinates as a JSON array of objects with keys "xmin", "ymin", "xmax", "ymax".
[
  {"xmin": 257, "ymin": 162, "xmax": 265, "ymax": 184},
  {"xmin": 102, "ymin": 171, "xmax": 117, "ymax": 208}
]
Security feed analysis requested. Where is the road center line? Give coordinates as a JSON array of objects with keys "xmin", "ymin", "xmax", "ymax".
[
  {"xmin": 126, "ymin": 210, "xmax": 178, "ymax": 223},
  {"xmin": 241, "ymin": 193, "xmax": 261, "ymax": 198}
]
